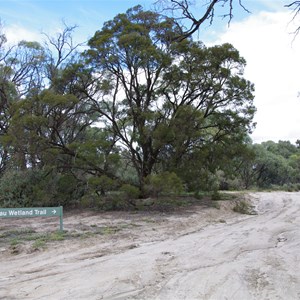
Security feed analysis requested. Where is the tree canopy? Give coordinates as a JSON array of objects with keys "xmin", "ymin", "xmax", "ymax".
[{"xmin": 85, "ymin": 6, "xmax": 255, "ymax": 193}]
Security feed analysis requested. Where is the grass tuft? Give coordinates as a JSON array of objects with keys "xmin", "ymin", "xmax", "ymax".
[{"xmin": 233, "ymin": 200, "xmax": 256, "ymax": 215}]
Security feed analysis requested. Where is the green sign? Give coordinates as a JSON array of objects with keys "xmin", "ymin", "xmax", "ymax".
[{"xmin": 0, "ymin": 206, "xmax": 63, "ymax": 230}]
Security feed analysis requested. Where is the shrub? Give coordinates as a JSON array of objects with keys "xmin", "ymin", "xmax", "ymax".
[
  {"xmin": 225, "ymin": 178, "xmax": 245, "ymax": 190},
  {"xmin": 195, "ymin": 170, "xmax": 220, "ymax": 193},
  {"xmin": 0, "ymin": 169, "xmax": 84, "ymax": 208},
  {"xmin": 145, "ymin": 172, "xmax": 183, "ymax": 197},
  {"xmin": 211, "ymin": 191, "xmax": 221, "ymax": 200},
  {"xmin": 233, "ymin": 200, "xmax": 256, "ymax": 215},
  {"xmin": 120, "ymin": 184, "xmax": 140, "ymax": 199},
  {"xmin": 0, "ymin": 169, "xmax": 40, "ymax": 207},
  {"xmin": 88, "ymin": 175, "xmax": 117, "ymax": 195},
  {"xmin": 97, "ymin": 194, "xmax": 128, "ymax": 211}
]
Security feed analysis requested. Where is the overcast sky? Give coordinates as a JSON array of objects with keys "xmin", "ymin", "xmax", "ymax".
[
  {"xmin": 208, "ymin": 8, "xmax": 300, "ymax": 144},
  {"xmin": 1, "ymin": 0, "xmax": 300, "ymax": 144}
]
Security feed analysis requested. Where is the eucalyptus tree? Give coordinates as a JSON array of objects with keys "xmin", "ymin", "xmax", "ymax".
[
  {"xmin": 0, "ymin": 27, "xmax": 12, "ymax": 174},
  {"xmin": 285, "ymin": 1, "xmax": 300, "ymax": 36},
  {"xmin": 85, "ymin": 6, "xmax": 255, "ymax": 193},
  {"xmin": 157, "ymin": 0, "xmax": 250, "ymax": 40},
  {"xmin": 0, "ymin": 27, "xmax": 46, "ymax": 172},
  {"xmin": 157, "ymin": 1, "xmax": 300, "ymax": 40},
  {"xmin": 252, "ymin": 143, "xmax": 295, "ymax": 187},
  {"xmin": 4, "ymin": 23, "xmax": 121, "ymax": 183},
  {"xmin": 0, "ymin": 24, "xmax": 91, "ymax": 172}
]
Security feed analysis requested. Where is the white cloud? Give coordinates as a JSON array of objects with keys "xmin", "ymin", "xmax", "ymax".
[
  {"xmin": 3, "ymin": 23, "xmax": 87, "ymax": 52},
  {"xmin": 208, "ymin": 10, "xmax": 300, "ymax": 143},
  {"xmin": 4, "ymin": 24, "xmax": 42, "ymax": 45}
]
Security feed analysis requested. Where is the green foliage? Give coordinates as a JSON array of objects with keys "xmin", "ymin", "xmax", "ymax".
[
  {"xmin": 88, "ymin": 175, "xmax": 117, "ymax": 195},
  {"xmin": 253, "ymin": 143, "xmax": 295, "ymax": 187},
  {"xmin": 145, "ymin": 172, "xmax": 183, "ymax": 197},
  {"xmin": 217, "ymin": 139, "xmax": 300, "ymax": 191},
  {"xmin": 192, "ymin": 169, "xmax": 220, "ymax": 193},
  {"xmin": 0, "ymin": 169, "xmax": 37, "ymax": 207},
  {"xmin": 0, "ymin": 169, "xmax": 84, "ymax": 207},
  {"xmin": 96, "ymin": 194, "xmax": 129, "ymax": 211},
  {"xmin": 31, "ymin": 239, "xmax": 47, "ymax": 251},
  {"xmin": 80, "ymin": 183, "xmax": 140, "ymax": 210},
  {"xmin": 270, "ymin": 183, "xmax": 300, "ymax": 192},
  {"xmin": 120, "ymin": 184, "xmax": 140, "ymax": 199},
  {"xmin": 86, "ymin": 7, "xmax": 255, "ymax": 192}
]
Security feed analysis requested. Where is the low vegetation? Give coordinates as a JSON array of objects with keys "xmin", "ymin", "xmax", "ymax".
[
  {"xmin": 233, "ymin": 200, "xmax": 257, "ymax": 215},
  {"xmin": 0, "ymin": 224, "xmax": 128, "ymax": 254},
  {"xmin": 0, "ymin": 191, "xmax": 258, "ymax": 256}
]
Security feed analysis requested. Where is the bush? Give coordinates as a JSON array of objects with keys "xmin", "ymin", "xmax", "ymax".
[
  {"xmin": 211, "ymin": 191, "xmax": 222, "ymax": 200},
  {"xmin": 225, "ymin": 178, "xmax": 245, "ymax": 190},
  {"xmin": 195, "ymin": 170, "xmax": 220, "ymax": 193},
  {"xmin": 95, "ymin": 194, "xmax": 128, "ymax": 211},
  {"xmin": 0, "ymin": 169, "xmax": 84, "ymax": 208},
  {"xmin": 120, "ymin": 184, "xmax": 140, "ymax": 199},
  {"xmin": 145, "ymin": 172, "xmax": 183, "ymax": 197},
  {"xmin": 0, "ymin": 169, "xmax": 36, "ymax": 207},
  {"xmin": 88, "ymin": 175, "xmax": 117, "ymax": 195}
]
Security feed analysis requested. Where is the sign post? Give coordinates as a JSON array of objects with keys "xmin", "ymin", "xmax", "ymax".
[{"xmin": 0, "ymin": 206, "xmax": 64, "ymax": 231}]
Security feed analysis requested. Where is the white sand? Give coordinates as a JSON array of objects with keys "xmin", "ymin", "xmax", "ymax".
[{"xmin": 0, "ymin": 192, "xmax": 299, "ymax": 299}]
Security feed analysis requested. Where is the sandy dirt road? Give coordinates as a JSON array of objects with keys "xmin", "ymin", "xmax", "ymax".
[{"xmin": 0, "ymin": 192, "xmax": 299, "ymax": 300}]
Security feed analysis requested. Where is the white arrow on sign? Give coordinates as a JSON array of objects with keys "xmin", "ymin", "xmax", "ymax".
[{"xmin": 52, "ymin": 209, "xmax": 57, "ymax": 214}]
